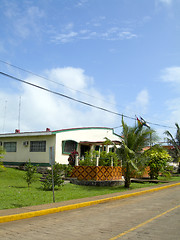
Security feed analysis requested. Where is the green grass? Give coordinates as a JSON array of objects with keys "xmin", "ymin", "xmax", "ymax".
[{"xmin": 0, "ymin": 168, "xmax": 180, "ymax": 210}]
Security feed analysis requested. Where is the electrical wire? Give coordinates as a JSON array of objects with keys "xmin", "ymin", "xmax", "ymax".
[
  {"xmin": 0, "ymin": 71, "xmax": 176, "ymax": 130},
  {"xmin": 0, "ymin": 71, "xmax": 134, "ymax": 119},
  {"xmin": 1, "ymin": 59, "xmax": 171, "ymax": 129},
  {"xmin": 0, "ymin": 59, "xmax": 125, "ymax": 109}
]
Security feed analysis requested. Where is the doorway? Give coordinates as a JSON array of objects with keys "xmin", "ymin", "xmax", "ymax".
[{"xmin": 80, "ymin": 145, "xmax": 90, "ymax": 157}]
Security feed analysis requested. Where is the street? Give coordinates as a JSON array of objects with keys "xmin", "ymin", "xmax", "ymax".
[{"xmin": 0, "ymin": 185, "xmax": 179, "ymax": 240}]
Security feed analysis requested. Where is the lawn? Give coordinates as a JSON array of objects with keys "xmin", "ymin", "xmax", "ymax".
[{"xmin": 0, "ymin": 167, "xmax": 180, "ymax": 210}]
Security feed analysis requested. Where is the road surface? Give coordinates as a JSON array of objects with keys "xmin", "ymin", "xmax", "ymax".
[{"xmin": 0, "ymin": 185, "xmax": 179, "ymax": 240}]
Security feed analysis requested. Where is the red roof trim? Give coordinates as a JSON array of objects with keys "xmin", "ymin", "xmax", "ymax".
[{"xmin": 52, "ymin": 126, "xmax": 113, "ymax": 133}]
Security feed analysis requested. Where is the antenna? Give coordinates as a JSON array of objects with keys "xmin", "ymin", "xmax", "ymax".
[
  {"xmin": 3, "ymin": 100, "xmax": 7, "ymax": 132},
  {"xmin": 18, "ymin": 96, "xmax": 21, "ymax": 130}
]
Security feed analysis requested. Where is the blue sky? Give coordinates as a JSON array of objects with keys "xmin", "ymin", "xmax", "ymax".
[{"xmin": 0, "ymin": 0, "xmax": 180, "ymax": 140}]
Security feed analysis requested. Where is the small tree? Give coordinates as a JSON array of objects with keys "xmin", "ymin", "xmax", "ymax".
[
  {"xmin": 24, "ymin": 160, "xmax": 37, "ymax": 188},
  {"xmin": 0, "ymin": 146, "xmax": 6, "ymax": 171},
  {"xmin": 42, "ymin": 163, "xmax": 64, "ymax": 191},
  {"xmin": 116, "ymin": 117, "xmax": 156, "ymax": 188},
  {"xmin": 164, "ymin": 123, "xmax": 180, "ymax": 173},
  {"xmin": 144, "ymin": 145, "xmax": 172, "ymax": 179}
]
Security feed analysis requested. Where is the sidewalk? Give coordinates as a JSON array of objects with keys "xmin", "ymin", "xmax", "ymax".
[{"xmin": 0, "ymin": 181, "xmax": 180, "ymax": 223}]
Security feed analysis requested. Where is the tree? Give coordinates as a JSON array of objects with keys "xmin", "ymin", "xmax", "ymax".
[
  {"xmin": 42, "ymin": 163, "xmax": 64, "ymax": 191},
  {"xmin": 164, "ymin": 123, "xmax": 180, "ymax": 173},
  {"xmin": 0, "ymin": 146, "xmax": 6, "ymax": 171},
  {"xmin": 116, "ymin": 117, "xmax": 156, "ymax": 188},
  {"xmin": 24, "ymin": 160, "xmax": 37, "ymax": 188},
  {"xmin": 143, "ymin": 145, "xmax": 172, "ymax": 179}
]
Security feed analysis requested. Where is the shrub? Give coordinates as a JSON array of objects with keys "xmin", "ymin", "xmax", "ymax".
[
  {"xmin": 144, "ymin": 145, "xmax": 172, "ymax": 179},
  {"xmin": 99, "ymin": 151, "xmax": 120, "ymax": 166},
  {"xmin": 42, "ymin": 163, "xmax": 64, "ymax": 191},
  {"xmin": 79, "ymin": 151, "xmax": 97, "ymax": 166},
  {"xmin": 62, "ymin": 164, "xmax": 73, "ymax": 177},
  {"xmin": 24, "ymin": 160, "xmax": 38, "ymax": 188},
  {"xmin": 79, "ymin": 150, "xmax": 120, "ymax": 166},
  {"xmin": 0, "ymin": 146, "xmax": 5, "ymax": 172},
  {"xmin": 68, "ymin": 151, "xmax": 78, "ymax": 166}
]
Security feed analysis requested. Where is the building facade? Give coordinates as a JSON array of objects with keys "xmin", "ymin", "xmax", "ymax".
[{"xmin": 0, "ymin": 127, "xmax": 121, "ymax": 166}]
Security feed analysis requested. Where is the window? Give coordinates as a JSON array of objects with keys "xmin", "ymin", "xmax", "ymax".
[
  {"xmin": 109, "ymin": 147, "xmax": 115, "ymax": 152},
  {"xmin": 30, "ymin": 141, "xmax": 46, "ymax": 152},
  {"xmin": 4, "ymin": 142, "xmax": 17, "ymax": 152},
  {"xmin": 62, "ymin": 140, "xmax": 77, "ymax": 154},
  {"xmin": 95, "ymin": 145, "xmax": 100, "ymax": 151}
]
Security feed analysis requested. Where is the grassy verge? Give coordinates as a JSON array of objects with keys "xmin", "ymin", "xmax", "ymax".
[{"xmin": 0, "ymin": 168, "xmax": 180, "ymax": 210}]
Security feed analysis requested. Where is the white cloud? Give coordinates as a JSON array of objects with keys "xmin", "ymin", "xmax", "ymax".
[
  {"xmin": 4, "ymin": 2, "xmax": 44, "ymax": 39},
  {"xmin": 161, "ymin": 66, "xmax": 180, "ymax": 84},
  {"xmin": 158, "ymin": 0, "xmax": 173, "ymax": 5},
  {"xmin": 52, "ymin": 27, "xmax": 137, "ymax": 43},
  {"xmin": 75, "ymin": 0, "xmax": 88, "ymax": 7},
  {"xmin": 125, "ymin": 89, "xmax": 149, "ymax": 116},
  {"xmin": 0, "ymin": 67, "xmax": 118, "ymax": 133},
  {"xmin": 160, "ymin": 66, "xmax": 180, "ymax": 127},
  {"xmin": 136, "ymin": 90, "xmax": 149, "ymax": 108},
  {"xmin": 47, "ymin": 67, "xmax": 92, "ymax": 92},
  {"xmin": 52, "ymin": 31, "xmax": 78, "ymax": 43},
  {"xmin": 161, "ymin": 66, "xmax": 180, "ymax": 119}
]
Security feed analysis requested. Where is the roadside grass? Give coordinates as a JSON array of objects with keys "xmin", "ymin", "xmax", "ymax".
[{"xmin": 0, "ymin": 168, "xmax": 180, "ymax": 210}]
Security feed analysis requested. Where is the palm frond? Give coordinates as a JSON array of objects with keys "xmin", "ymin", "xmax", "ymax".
[
  {"xmin": 164, "ymin": 130, "xmax": 177, "ymax": 146},
  {"xmin": 175, "ymin": 123, "xmax": 180, "ymax": 146}
]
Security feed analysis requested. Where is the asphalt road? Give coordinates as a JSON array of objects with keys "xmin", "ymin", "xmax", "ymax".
[{"xmin": 0, "ymin": 185, "xmax": 179, "ymax": 240}]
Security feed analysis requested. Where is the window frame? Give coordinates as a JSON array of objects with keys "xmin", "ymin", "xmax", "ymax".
[
  {"xmin": 3, "ymin": 142, "xmax": 17, "ymax": 152},
  {"xmin": 62, "ymin": 140, "xmax": 77, "ymax": 154},
  {"xmin": 30, "ymin": 140, "xmax": 46, "ymax": 152}
]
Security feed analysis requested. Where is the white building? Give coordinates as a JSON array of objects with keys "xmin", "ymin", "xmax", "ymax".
[{"xmin": 0, "ymin": 127, "xmax": 121, "ymax": 166}]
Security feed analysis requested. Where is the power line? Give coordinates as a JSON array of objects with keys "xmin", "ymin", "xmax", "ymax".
[
  {"xmin": 0, "ymin": 71, "xmax": 134, "ymax": 120},
  {"xmin": 1, "ymin": 59, "xmax": 170, "ymax": 128},
  {"xmin": 0, "ymin": 71, "xmax": 176, "ymax": 130},
  {"xmin": 0, "ymin": 59, "xmax": 125, "ymax": 109}
]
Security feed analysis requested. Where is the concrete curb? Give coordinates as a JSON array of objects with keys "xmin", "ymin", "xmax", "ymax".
[{"xmin": 0, "ymin": 182, "xmax": 180, "ymax": 224}]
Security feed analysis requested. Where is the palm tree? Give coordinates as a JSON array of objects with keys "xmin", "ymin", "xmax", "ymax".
[
  {"xmin": 164, "ymin": 123, "xmax": 180, "ymax": 173},
  {"xmin": 117, "ymin": 117, "xmax": 156, "ymax": 188}
]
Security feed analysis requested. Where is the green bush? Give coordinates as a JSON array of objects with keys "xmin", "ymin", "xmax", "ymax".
[
  {"xmin": 79, "ymin": 150, "xmax": 120, "ymax": 167},
  {"xmin": 42, "ymin": 163, "xmax": 64, "ymax": 191},
  {"xmin": 99, "ymin": 151, "xmax": 120, "ymax": 166},
  {"xmin": 0, "ymin": 146, "xmax": 5, "ymax": 172},
  {"xmin": 144, "ymin": 145, "xmax": 172, "ymax": 179},
  {"xmin": 24, "ymin": 160, "xmax": 38, "ymax": 188},
  {"xmin": 79, "ymin": 151, "xmax": 97, "ymax": 166}
]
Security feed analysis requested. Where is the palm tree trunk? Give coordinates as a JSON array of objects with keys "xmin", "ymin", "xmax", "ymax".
[{"xmin": 124, "ymin": 162, "xmax": 131, "ymax": 188}]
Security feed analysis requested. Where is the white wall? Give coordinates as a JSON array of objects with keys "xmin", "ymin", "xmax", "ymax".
[
  {"xmin": 54, "ymin": 128, "xmax": 121, "ymax": 164},
  {"xmin": 0, "ymin": 128, "xmax": 121, "ymax": 165},
  {"xmin": 1, "ymin": 135, "xmax": 55, "ymax": 165}
]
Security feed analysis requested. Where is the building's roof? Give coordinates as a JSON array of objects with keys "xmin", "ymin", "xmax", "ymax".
[
  {"xmin": 0, "ymin": 127, "xmax": 120, "ymax": 138},
  {"xmin": 0, "ymin": 130, "xmax": 53, "ymax": 138},
  {"xmin": 52, "ymin": 127, "xmax": 115, "ymax": 134},
  {"xmin": 79, "ymin": 140, "xmax": 121, "ymax": 145}
]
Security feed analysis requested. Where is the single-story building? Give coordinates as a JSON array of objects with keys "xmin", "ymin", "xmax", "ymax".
[{"xmin": 0, "ymin": 127, "xmax": 121, "ymax": 166}]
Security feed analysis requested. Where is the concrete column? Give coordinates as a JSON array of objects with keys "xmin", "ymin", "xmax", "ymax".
[
  {"xmin": 105, "ymin": 145, "xmax": 108, "ymax": 153},
  {"xmin": 111, "ymin": 156, "xmax": 113, "ymax": 167},
  {"xmin": 75, "ymin": 155, "xmax": 79, "ymax": 166},
  {"xmin": 96, "ymin": 156, "xmax": 99, "ymax": 166},
  {"xmin": 90, "ymin": 145, "xmax": 94, "ymax": 151}
]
